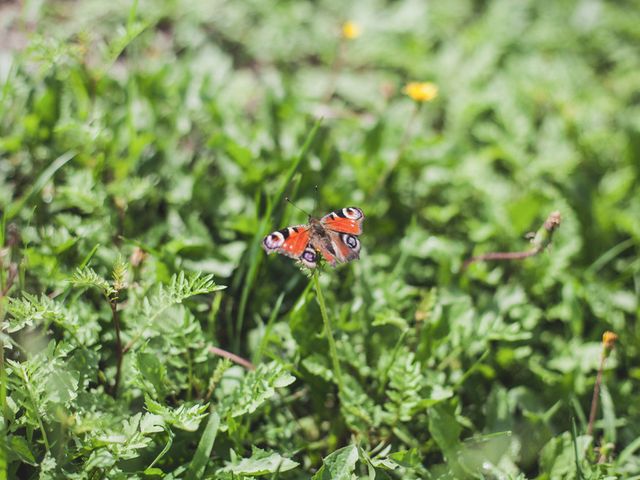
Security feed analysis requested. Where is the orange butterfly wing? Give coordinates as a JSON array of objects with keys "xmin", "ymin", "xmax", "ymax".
[
  {"xmin": 263, "ymin": 225, "xmax": 310, "ymax": 258},
  {"xmin": 320, "ymin": 207, "xmax": 365, "ymax": 235},
  {"xmin": 320, "ymin": 207, "xmax": 364, "ymax": 264},
  {"xmin": 263, "ymin": 226, "xmax": 319, "ymax": 268}
]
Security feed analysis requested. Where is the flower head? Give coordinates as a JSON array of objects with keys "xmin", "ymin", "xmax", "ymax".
[
  {"xmin": 602, "ymin": 331, "xmax": 618, "ymax": 350},
  {"xmin": 403, "ymin": 82, "xmax": 438, "ymax": 102},
  {"xmin": 342, "ymin": 21, "xmax": 361, "ymax": 40}
]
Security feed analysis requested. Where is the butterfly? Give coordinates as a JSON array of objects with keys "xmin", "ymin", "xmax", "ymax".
[{"xmin": 262, "ymin": 207, "xmax": 365, "ymax": 268}]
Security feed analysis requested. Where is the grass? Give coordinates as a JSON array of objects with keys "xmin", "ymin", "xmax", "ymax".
[{"xmin": 1, "ymin": 0, "xmax": 639, "ymax": 478}]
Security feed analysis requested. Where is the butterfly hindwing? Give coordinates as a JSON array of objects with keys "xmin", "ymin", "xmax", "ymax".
[
  {"xmin": 320, "ymin": 207, "xmax": 365, "ymax": 235},
  {"xmin": 327, "ymin": 230, "xmax": 361, "ymax": 263}
]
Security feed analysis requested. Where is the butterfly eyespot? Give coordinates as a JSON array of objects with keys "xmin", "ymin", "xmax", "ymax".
[
  {"xmin": 341, "ymin": 233, "xmax": 359, "ymax": 250},
  {"xmin": 302, "ymin": 249, "xmax": 316, "ymax": 262},
  {"xmin": 263, "ymin": 231, "xmax": 285, "ymax": 250},
  {"xmin": 342, "ymin": 207, "xmax": 363, "ymax": 220},
  {"xmin": 300, "ymin": 247, "xmax": 318, "ymax": 267}
]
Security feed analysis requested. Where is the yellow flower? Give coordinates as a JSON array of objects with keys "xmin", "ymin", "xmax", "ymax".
[
  {"xmin": 403, "ymin": 82, "xmax": 438, "ymax": 102},
  {"xmin": 602, "ymin": 331, "xmax": 618, "ymax": 349},
  {"xmin": 342, "ymin": 21, "xmax": 361, "ymax": 40}
]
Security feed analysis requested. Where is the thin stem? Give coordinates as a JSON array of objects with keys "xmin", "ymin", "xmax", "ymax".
[
  {"xmin": 312, "ymin": 271, "xmax": 344, "ymax": 397},
  {"xmin": 208, "ymin": 346, "xmax": 255, "ymax": 371},
  {"xmin": 463, "ymin": 249, "xmax": 540, "ymax": 268},
  {"xmin": 587, "ymin": 349, "xmax": 606, "ymax": 436},
  {"xmin": 185, "ymin": 350, "xmax": 194, "ymax": 401},
  {"xmin": 0, "ymin": 300, "xmax": 7, "ymax": 467},
  {"xmin": 463, "ymin": 211, "xmax": 562, "ymax": 269},
  {"xmin": 110, "ymin": 297, "xmax": 123, "ymax": 397},
  {"xmin": 254, "ymin": 292, "xmax": 285, "ymax": 364}
]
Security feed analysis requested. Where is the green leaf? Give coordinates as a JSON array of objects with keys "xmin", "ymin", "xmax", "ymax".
[
  {"xmin": 186, "ymin": 411, "xmax": 220, "ymax": 480},
  {"xmin": 385, "ymin": 348, "xmax": 424, "ymax": 422},
  {"xmin": 427, "ymin": 403, "xmax": 464, "ymax": 476},
  {"xmin": 145, "ymin": 396, "xmax": 208, "ymax": 432},
  {"xmin": 388, "ymin": 448, "xmax": 421, "ymax": 468},
  {"xmin": 312, "ymin": 444, "xmax": 359, "ymax": 480},
  {"xmin": 222, "ymin": 447, "xmax": 299, "ymax": 476},
  {"xmin": 8, "ymin": 435, "xmax": 36, "ymax": 465},
  {"xmin": 136, "ymin": 352, "xmax": 168, "ymax": 398},
  {"xmin": 71, "ymin": 267, "xmax": 115, "ymax": 297},
  {"xmin": 6, "ymin": 293, "xmax": 68, "ymax": 333},
  {"xmin": 600, "ymin": 384, "xmax": 617, "ymax": 444},
  {"xmin": 540, "ymin": 431, "xmax": 592, "ymax": 479},
  {"xmin": 3, "ymin": 151, "xmax": 76, "ymax": 221},
  {"xmin": 218, "ymin": 362, "xmax": 295, "ymax": 425}
]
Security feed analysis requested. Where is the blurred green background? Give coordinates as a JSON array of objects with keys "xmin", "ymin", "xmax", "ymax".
[{"xmin": 1, "ymin": 0, "xmax": 639, "ymax": 478}]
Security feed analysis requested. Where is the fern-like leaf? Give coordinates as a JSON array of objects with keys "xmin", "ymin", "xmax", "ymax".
[
  {"xmin": 140, "ymin": 272, "xmax": 225, "ymax": 322},
  {"xmin": 385, "ymin": 348, "xmax": 425, "ymax": 422},
  {"xmin": 112, "ymin": 256, "xmax": 128, "ymax": 292},
  {"xmin": 71, "ymin": 267, "xmax": 116, "ymax": 297},
  {"xmin": 217, "ymin": 361, "xmax": 295, "ymax": 428},
  {"xmin": 6, "ymin": 293, "xmax": 67, "ymax": 333},
  {"xmin": 124, "ymin": 272, "xmax": 225, "ymax": 353}
]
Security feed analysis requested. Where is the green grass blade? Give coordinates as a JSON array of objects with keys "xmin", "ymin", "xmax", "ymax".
[
  {"xmin": 571, "ymin": 417, "xmax": 584, "ymax": 480},
  {"xmin": 145, "ymin": 428, "xmax": 174, "ymax": 473},
  {"xmin": 185, "ymin": 411, "xmax": 220, "ymax": 480},
  {"xmin": 4, "ymin": 151, "xmax": 76, "ymax": 222},
  {"xmin": 254, "ymin": 292, "xmax": 285, "ymax": 364}
]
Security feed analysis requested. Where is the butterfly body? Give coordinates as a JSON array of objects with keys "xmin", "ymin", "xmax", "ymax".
[{"xmin": 263, "ymin": 207, "xmax": 365, "ymax": 268}]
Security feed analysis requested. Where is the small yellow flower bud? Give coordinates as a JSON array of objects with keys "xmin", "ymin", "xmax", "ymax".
[
  {"xmin": 403, "ymin": 82, "xmax": 438, "ymax": 102},
  {"xmin": 342, "ymin": 21, "xmax": 361, "ymax": 40},
  {"xmin": 602, "ymin": 331, "xmax": 618, "ymax": 349}
]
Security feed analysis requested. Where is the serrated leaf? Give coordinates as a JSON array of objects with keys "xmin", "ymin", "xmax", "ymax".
[
  {"xmin": 145, "ymin": 396, "xmax": 208, "ymax": 432},
  {"xmin": 222, "ymin": 447, "xmax": 299, "ymax": 476},
  {"xmin": 71, "ymin": 267, "xmax": 116, "ymax": 297},
  {"xmin": 388, "ymin": 448, "xmax": 421, "ymax": 468},
  {"xmin": 312, "ymin": 444, "xmax": 359, "ymax": 480},
  {"xmin": 127, "ymin": 272, "xmax": 226, "ymax": 351},
  {"xmin": 137, "ymin": 352, "xmax": 167, "ymax": 398},
  {"xmin": 385, "ymin": 348, "xmax": 424, "ymax": 422},
  {"xmin": 9, "ymin": 435, "xmax": 36, "ymax": 465},
  {"xmin": 218, "ymin": 362, "xmax": 295, "ymax": 424},
  {"xmin": 6, "ymin": 293, "xmax": 67, "ymax": 333},
  {"xmin": 140, "ymin": 413, "xmax": 165, "ymax": 434}
]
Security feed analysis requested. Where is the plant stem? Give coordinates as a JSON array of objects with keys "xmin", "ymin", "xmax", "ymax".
[
  {"xmin": 110, "ymin": 297, "xmax": 123, "ymax": 397},
  {"xmin": 208, "ymin": 346, "xmax": 255, "ymax": 370},
  {"xmin": 185, "ymin": 350, "xmax": 194, "ymax": 401},
  {"xmin": 587, "ymin": 349, "xmax": 606, "ymax": 436},
  {"xmin": 312, "ymin": 271, "xmax": 344, "ymax": 397},
  {"xmin": 463, "ymin": 211, "xmax": 562, "ymax": 269},
  {"xmin": 0, "ymin": 300, "xmax": 7, "ymax": 480},
  {"xmin": 253, "ymin": 292, "xmax": 285, "ymax": 364}
]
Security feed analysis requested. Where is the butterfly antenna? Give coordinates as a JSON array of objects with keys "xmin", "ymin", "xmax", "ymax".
[
  {"xmin": 285, "ymin": 196, "xmax": 311, "ymax": 218},
  {"xmin": 313, "ymin": 184, "xmax": 320, "ymax": 215}
]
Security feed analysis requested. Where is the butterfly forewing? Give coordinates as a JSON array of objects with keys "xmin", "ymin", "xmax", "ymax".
[{"xmin": 320, "ymin": 207, "xmax": 365, "ymax": 235}]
